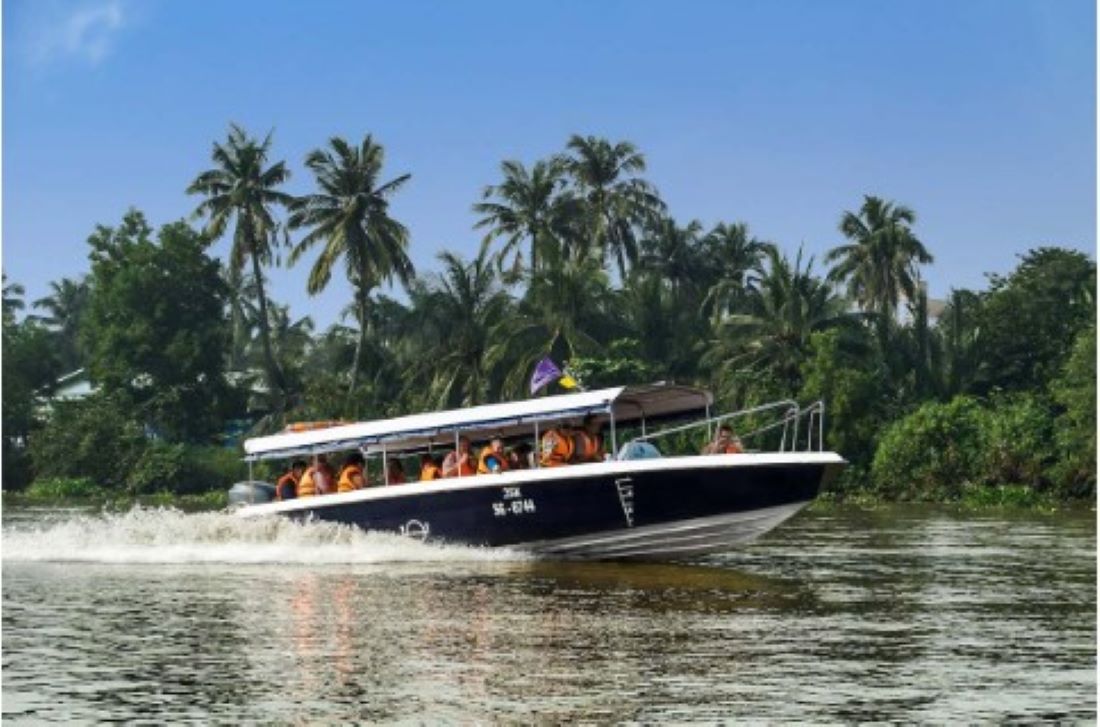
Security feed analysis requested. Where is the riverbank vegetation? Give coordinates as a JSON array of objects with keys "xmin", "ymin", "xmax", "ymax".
[{"xmin": 3, "ymin": 126, "xmax": 1094, "ymax": 505}]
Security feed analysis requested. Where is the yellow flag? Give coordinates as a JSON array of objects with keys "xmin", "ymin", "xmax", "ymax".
[{"xmin": 559, "ymin": 375, "xmax": 578, "ymax": 389}]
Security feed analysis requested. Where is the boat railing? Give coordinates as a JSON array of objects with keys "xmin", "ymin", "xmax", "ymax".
[{"xmin": 625, "ymin": 399, "xmax": 826, "ymax": 454}]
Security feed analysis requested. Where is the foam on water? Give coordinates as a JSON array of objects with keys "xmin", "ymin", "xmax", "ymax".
[{"xmin": 1, "ymin": 506, "xmax": 529, "ymax": 565}]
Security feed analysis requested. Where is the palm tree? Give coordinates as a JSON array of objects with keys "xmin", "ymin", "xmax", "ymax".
[
  {"xmin": 473, "ymin": 158, "xmax": 570, "ymax": 274},
  {"xmin": 638, "ymin": 218, "xmax": 706, "ymax": 299},
  {"xmin": 31, "ymin": 276, "xmax": 90, "ymax": 372},
  {"xmin": 825, "ymin": 195, "xmax": 933, "ymax": 332},
  {"xmin": 489, "ymin": 244, "xmax": 616, "ymax": 396},
  {"xmin": 701, "ymin": 222, "xmax": 776, "ymax": 321},
  {"xmin": 705, "ymin": 247, "xmax": 855, "ymax": 401},
  {"xmin": 222, "ymin": 264, "xmax": 260, "ymax": 371},
  {"xmin": 187, "ymin": 124, "xmax": 293, "ymax": 396},
  {"xmin": 2, "ymin": 276, "xmax": 25, "ymax": 327},
  {"xmin": 289, "ymin": 134, "xmax": 415, "ymax": 400},
  {"xmin": 406, "ymin": 242, "xmax": 513, "ymax": 408},
  {"xmin": 564, "ymin": 135, "xmax": 666, "ymax": 276}
]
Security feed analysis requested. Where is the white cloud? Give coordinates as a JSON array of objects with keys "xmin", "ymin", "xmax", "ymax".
[{"xmin": 23, "ymin": 0, "xmax": 128, "ymax": 67}]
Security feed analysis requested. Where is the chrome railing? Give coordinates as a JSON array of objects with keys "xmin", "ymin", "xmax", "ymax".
[{"xmin": 625, "ymin": 399, "xmax": 826, "ymax": 455}]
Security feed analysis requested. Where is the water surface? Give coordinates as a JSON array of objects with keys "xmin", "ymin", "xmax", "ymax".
[{"xmin": 2, "ymin": 504, "xmax": 1094, "ymax": 722}]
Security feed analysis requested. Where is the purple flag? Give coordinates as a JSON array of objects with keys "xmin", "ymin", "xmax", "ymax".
[{"xmin": 530, "ymin": 356, "xmax": 563, "ymax": 395}]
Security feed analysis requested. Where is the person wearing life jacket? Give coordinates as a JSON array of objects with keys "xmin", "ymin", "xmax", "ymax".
[
  {"xmin": 443, "ymin": 436, "xmax": 476, "ymax": 478},
  {"xmin": 337, "ymin": 452, "xmax": 367, "ymax": 494},
  {"xmin": 540, "ymin": 425, "xmax": 575, "ymax": 467},
  {"xmin": 275, "ymin": 460, "xmax": 307, "ymax": 500},
  {"xmin": 385, "ymin": 458, "xmax": 407, "ymax": 486},
  {"xmin": 477, "ymin": 436, "xmax": 510, "ymax": 475},
  {"xmin": 702, "ymin": 425, "xmax": 744, "ymax": 455},
  {"xmin": 298, "ymin": 453, "xmax": 335, "ymax": 497},
  {"xmin": 571, "ymin": 415, "xmax": 605, "ymax": 464},
  {"xmin": 419, "ymin": 454, "xmax": 443, "ymax": 481}
]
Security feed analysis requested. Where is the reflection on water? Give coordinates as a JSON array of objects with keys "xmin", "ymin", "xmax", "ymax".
[{"xmin": 2, "ymin": 505, "xmax": 1095, "ymax": 722}]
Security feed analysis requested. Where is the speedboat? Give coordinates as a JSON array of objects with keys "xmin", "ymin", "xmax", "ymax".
[{"xmin": 233, "ymin": 384, "xmax": 845, "ymax": 560}]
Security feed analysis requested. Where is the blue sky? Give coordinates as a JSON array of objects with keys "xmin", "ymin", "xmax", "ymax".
[{"xmin": 3, "ymin": 0, "xmax": 1095, "ymax": 328}]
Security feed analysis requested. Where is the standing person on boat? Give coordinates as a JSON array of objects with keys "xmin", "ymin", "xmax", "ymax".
[
  {"xmin": 298, "ymin": 454, "xmax": 335, "ymax": 497},
  {"xmin": 443, "ymin": 436, "xmax": 476, "ymax": 477},
  {"xmin": 385, "ymin": 458, "xmax": 407, "ymax": 485},
  {"xmin": 337, "ymin": 452, "xmax": 367, "ymax": 493},
  {"xmin": 702, "ymin": 425, "xmax": 744, "ymax": 454},
  {"xmin": 571, "ymin": 415, "xmax": 605, "ymax": 463},
  {"xmin": 540, "ymin": 425, "xmax": 575, "ymax": 467},
  {"xmin": 275, "ymin": 460, "xmax": 307, "ymax": 500},
  {"xmin": 419, "ymin": 454, "xmax": 443, "ymax": 481},
  {"xmin": 477, "ymin": 436, "xmax": 510, "ymax": 474}
]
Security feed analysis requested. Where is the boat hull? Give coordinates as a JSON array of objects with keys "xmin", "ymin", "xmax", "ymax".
[{"xmin": 239, "ymin": 454, "xmax": 844, "ymax": 560}]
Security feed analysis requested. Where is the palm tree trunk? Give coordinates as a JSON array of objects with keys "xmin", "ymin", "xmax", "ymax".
[
  {"xmin": 348, "ymin": 288, "xmax": 368, "ymax": 404},
  {"xmin": 250, "ymin": 249, "xmax": 284, "ymax": 399}
]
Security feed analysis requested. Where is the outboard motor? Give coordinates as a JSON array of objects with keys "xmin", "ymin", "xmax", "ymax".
[{"xmin": 228, "ymin": 481, "xmax": 277, "ymax": 507}]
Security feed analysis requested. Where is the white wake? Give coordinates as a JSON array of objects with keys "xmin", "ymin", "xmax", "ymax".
[{"xmin": 1, "ymin": 506, "xmax": 529, "ymax": 565}]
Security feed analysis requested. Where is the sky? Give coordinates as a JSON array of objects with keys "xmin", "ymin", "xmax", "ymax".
[{"xmin": 3, "ymin": 0, "xmax": 1096, "ymax": 328}]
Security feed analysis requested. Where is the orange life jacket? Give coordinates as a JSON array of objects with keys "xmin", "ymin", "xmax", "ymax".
[
  {"xmin": 283, "ymin": 420, "xmax": 348, "ymax": 433},
  {"xmin": 420, "ymin": 462, "xmax": 443, "ymax": 481},
  {"xmin": 275, "ymin": 471, "xmax": 299, "ymax": 500},
  {"xmin": 477, "ymin": 447, "xmax": 510, "ymax": 475},
  {"xmin": 540, "ymin": 428, "xmax": 575, "ymax": 467},
  {"xmin": 298, "ymin": 464, "xmax": 333, "ymax": 497},
  {"xmin": 337, "ymin": 464, "xmax": 364, "ymax": 494},
  {"xmin": 444, "ymin": 451, "xmax": 476, "ymax": 477},
  {"xmin": 572, "ymin": 431, "xmax": 603, "ymax": 463}
]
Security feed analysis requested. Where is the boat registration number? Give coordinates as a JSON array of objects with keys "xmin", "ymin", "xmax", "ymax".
[{"xmin": 491, "ymin": 486, "xmax": 536, "ymax": 518}]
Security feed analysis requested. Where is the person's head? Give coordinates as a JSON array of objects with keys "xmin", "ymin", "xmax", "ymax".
[
  {"xmin": 458, "ymin": 436, "xmax": 471, "ymax": 453},
  {"xmin": 387, "ymin": 458, "xmax": 403, "ymax": 473},
  {"xmin": 315, "ymin": 453, "xmax": 329, "ymax": 466},
  {"xmin": 291, "ymin": 459, "xmax": 307, "ymax": 475},
  {"xmin": 420, "ymin": 453, "xmax": 436, "ymax": 466},
  {"xmin": 345, "ymin": 452, "xmax": 365, "ymax": 468},
  {"xmin": 582, "ymin": 414, "xmax": 601, "ymax": 435},
  {"xmin": 489, "ymin": 436, "xmax": 504, "ymax": 454},
  {"xmin": 715, "ymin": 425, "xmax": 734, "ymax": 443}
]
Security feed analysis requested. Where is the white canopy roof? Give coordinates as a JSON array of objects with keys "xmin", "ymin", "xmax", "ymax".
[{"xmin": 243, "ymin": 383, "xmax": 712, "ymax": 461}]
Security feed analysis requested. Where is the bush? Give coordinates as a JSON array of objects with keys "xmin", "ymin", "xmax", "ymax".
[
  {"xmin": 871, "ymin": 397, "xmax": 988, "ymax": 500},
  {"xmin": 25, "ymin": 476, "xmax": 104, "ymax": 499},
  {"xmin": 981, "ymin": 394, "xmax": 1054, "ymax": 489},
  {"xmin": 29, "ymin": 393, "xmax": 146, "ymax": 489},
  {"xmin": 126, "ymin": 443, "xmax": 254, "ymax": 496}
]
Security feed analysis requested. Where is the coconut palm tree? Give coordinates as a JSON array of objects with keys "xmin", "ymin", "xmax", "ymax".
[
  {"xmin": 564, "ymin": 135, "xmax": 665, "ymax": 276},
  {"xmin": 288, "ymin": 134, "xmax": 415, "ymax": 399},
  {"xmin": 705, "ymin": 247, "xmax": 855, "ymax": 401},
  {"xmin": 825, "ymin": 195, "xmax": 933, "ymax": 332},
  {"xmin": 701, "ymin": 222, "xmax": 776, "ymax": 322},
  {"xmin": 31, "ymin": 276, "xmax": 90, "ymax": 372},
  {"xmin": 187, "ymin": 124, "xmax": 293, "ymax": 396},
  {"xmin": 2, "ymin": 276, "xmax": 25, "ymax": 326},
  {"xmin": 406, "ymin": 242, "xmax": 513, "ymax": 408},
  {"xmin": 638, "ymin": 217, "xmax": 706, "ymax": 300},
  {"xmin": 473, "ymin": 157, "xmax": 570, "ymax": 274}
]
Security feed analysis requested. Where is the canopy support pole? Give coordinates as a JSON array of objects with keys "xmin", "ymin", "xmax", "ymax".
[
  {"xmin": 382, "ymin": 443, "xmax": 388, "ymax": 487},
  {"xmin": 454, "ymin": 430, "xmax": 461, "ymax": 477},
  {"xmin": 247, "ymin": 460, "xmax": 254, "ymax": 504},
  {"xmin": 608, "ymin": 407, "xmax": 617, "ymax": 459},
  {"xmin": 533, "ymin": 420, "xmax": 540, "ymax": 469}
]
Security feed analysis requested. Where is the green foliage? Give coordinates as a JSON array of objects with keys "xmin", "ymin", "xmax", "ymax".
[
  {"xmin": 980, "ymin": 394, "xmax": 1054, "ymax": 489},
  {"xmin": 126, "ymin": 442, "xmax": 251, "ymax": 496},
  {"xmin": 871, "ymin": 397, "xmax": 988, "ymax": 500},
  {"xmin": 83, "ymin": 211, "xmax": 230, "ymax": 442},
  {"xmin": 569, "ymin": 339, "xmax": 661, "ymax": 389},
  {"xmin": 26, "ymin": 477, "xmax": 104, "ymax": 499},
  {"xmin": 29, "ymin": 393, "xmax": 146, "ymax": 489},
  {"xmin": 1048, "ymin": 324, "xmax": 1097, "ymax": 498},
  {"xmin": 976, "ymin": 248, "xmax": 1095, "ymax": 393}
]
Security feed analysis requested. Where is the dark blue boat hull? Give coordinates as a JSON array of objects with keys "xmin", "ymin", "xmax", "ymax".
[{"xmin": 280, "ymin": 460, "xmax": 840, "ymax": 558}]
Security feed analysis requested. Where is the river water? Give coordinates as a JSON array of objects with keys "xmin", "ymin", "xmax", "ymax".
[{"xmin": 2, "ymin": 504, "xmax": 1095, "ymax": 723}]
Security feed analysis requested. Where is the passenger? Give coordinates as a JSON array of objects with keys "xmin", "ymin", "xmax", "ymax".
[
  {"xmin": 298, "ymin": 453, "xmax": 335, "ymax": 497},
  {"xmin": 571, "ymin": 414, "xmax": 605, "ymax": 463},
  {"xmin": 337, "ymin": 452, "xmax": 367, "ymax": 493},
  {"xmin": 385, "ymin": 458, "xmax": 407, "ymax": 485},
  {"xmin": 540, "ymin": 425, "xmax": 575, "ymax": 467},
  {"xmin": 442, "ymin": 437, "xmax": 476, "ymax": 478},
  {"xmin": 477, "ymin": 436, "xmax": 510, "ymax": 474},
  {"xmin": 702, "ymin": 425, "xmax": 744, "ymax": 455},
  {"xmin": 419, "ymin": 454, "xmax": 443, "ymax": 481},
  {"xmin": 275, "ymin": 459, "xmax": 307, "ymax": 500},
  {"xmin": 508, "ymin": 442, "xmax": 533, "ymax": 470}
]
